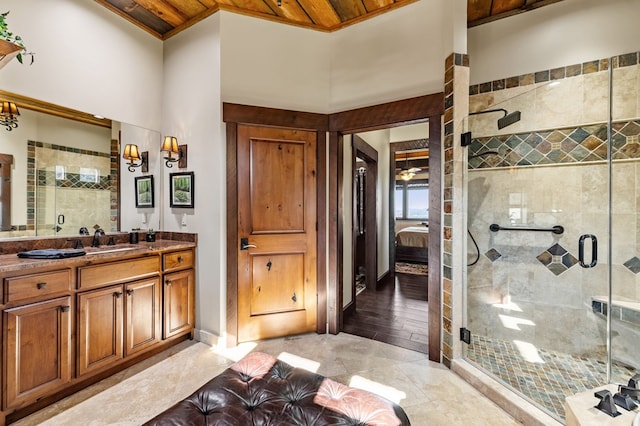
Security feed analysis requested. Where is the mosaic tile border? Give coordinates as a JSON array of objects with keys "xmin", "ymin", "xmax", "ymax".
[
  {"xmin": 468, "ymin": 120, "xmax": 640, "ymax": 169},
  {"xmin": 29, "ymin": 140, "xmax": 111, "ymax": 159},
  {"xmin": 470, "ymin": 51, "xmax": 639, "ymax": 95},
  {"xmin": 36, "ymin": 169, "xmax": 112, "ymax": 190}
]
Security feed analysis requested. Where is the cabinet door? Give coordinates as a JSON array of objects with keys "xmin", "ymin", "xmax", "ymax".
[
  {"xmin": 3, "ymin": 297, "xmax": 72, "ymax": 410},
  {"xmin": 163, "ymin": 269, "xmax": 194, "ymax": 339},
  {"xmin": 77, "ymin": 285, "xmax": 123, "ymax": 376},
  {"xmin": 125, "ymin": 277, "xmax": 161, "ymax": 356}
]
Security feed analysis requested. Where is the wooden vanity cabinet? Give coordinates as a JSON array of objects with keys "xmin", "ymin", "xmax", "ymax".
[
  {"xmin": 77, "ymin": 284, "xmax": 124, "ymax": 376},
  {"xmin": 162, "ymin": 250, "xmax": 195, "ymax": 339},
  {"xmin": 77, "ymin": 257, "xmax": 161, "ymax": 376},
  {"xmin": 0, "ymin": 243, "xmax": 195, "ymax": 422},
  {"xmin": 77, "ymin": 276, "xmax": 161, "ymax": 376},
  {"xmin": 125, "ymin": 277, "xmax": 161, "ymax": 357},
  {"xmin": 3, "ymin": 297, "xmax": 72, "ymax": 410},
  {"xmin": 2, "ymin": 268, "xmax": 73, "ymax": 411}
]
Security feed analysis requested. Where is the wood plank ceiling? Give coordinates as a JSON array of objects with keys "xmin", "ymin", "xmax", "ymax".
[{"xmin": 95, "ymin": 0, "xmax": 563, "ymax": 40}]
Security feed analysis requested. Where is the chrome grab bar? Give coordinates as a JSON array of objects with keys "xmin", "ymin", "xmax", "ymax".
[{"xmin": 489, "ymin": 223, "xmax": 564, "ymax": 235}]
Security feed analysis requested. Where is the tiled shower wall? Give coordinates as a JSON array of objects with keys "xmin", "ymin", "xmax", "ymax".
[
  {"xmin": 28, "ymin": 141, "xmax": 114, "ymax": 236},
  {"xmin": 466, "ymin": 51, "xmax": 640, "ymax": 371}
]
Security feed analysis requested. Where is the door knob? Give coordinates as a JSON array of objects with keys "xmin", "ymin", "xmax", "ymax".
[{"xmin": 240, "ymin": 237, "xmax": 257, "ymax": 250}]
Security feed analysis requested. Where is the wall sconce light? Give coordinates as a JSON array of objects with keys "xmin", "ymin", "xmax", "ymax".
[
  {"xmin": 122, "ymin": 144, "xmax": 148, "ymax": 173},
  {"xmin": 161, "ymin": 136, "xmax": 187, "ymax": 168},
  {"xmin": 0, "ymin": 101, "xmax": 20, "ymax": 131}
]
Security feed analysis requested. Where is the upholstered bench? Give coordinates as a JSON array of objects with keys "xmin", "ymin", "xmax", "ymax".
[{"xmin": 144, "ymin": 351, "xmax": 411, "ymax": 425}]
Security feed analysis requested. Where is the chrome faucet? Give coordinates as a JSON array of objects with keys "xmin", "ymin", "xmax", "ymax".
[{"xmin": 92, "ymin": 228, "xmax": 105, "ymax": 247}]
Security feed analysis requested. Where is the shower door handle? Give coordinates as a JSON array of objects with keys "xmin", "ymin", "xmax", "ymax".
[{"xmin": 578, "ymin": 234, "xmax": 597, "ymax": 268}]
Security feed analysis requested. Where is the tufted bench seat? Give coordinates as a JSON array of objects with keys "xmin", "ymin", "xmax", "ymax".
[{"xmin": 144, "ymin": 351, "xmax": 411, "ymax": 425}]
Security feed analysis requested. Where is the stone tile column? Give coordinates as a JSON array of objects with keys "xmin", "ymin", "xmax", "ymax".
[{"xmin": 442, "ymin": 52, "xmax": 469, "ymax": 367}]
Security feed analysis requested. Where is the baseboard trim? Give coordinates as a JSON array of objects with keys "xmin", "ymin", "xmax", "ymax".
[
  {"xmin": 195, "ymin": 329, "xmax": 220, "ymax": 347},
  {"xmin": 378, "ymin": 270, "xmax": 391, "ymax": 286}
]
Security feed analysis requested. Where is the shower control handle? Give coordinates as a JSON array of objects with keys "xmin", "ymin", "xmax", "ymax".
[{"xmin": 578, "ymin": 234, "xmax": 597, "ymax": 268}]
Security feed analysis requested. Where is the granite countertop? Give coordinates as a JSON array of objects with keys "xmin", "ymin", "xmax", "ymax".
[{"xmin": 0, "ymin": 239, "xmax": 196, "ymax": 274}]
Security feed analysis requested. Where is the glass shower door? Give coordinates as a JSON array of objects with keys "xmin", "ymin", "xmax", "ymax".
[
  {"xmin": 35, "ymin": 161, "xmax": 112, "ymax": 236},
  {"xmin": 35, "ymin": 165, "xmax": 59, "ymax": 236},
  {"xmin": 610, "ymin": 60, "xmax": 640, "ymax": 386},
  {"xmin": 464, "ymin": 59, "xmax": 617, "ymax": 421}
]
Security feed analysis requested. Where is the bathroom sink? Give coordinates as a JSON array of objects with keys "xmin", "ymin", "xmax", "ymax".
[{"xmin": 85, "ymin": 245, "xmax": 141, "ymax": 255}]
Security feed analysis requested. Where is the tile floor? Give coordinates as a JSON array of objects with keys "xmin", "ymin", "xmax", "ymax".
[
  {"xmin": 467, "ymin": 334, "xmax": 637, "ymax": 422},
  {"xmin": 13, "ymin": 333, "xmax": 520, "ymax": 426}
]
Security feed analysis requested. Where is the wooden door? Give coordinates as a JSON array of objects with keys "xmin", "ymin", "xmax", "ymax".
[
  {"xmin": 163, "ymin": 269, "xmax": 195, "ymax": 339},
  {"xmin": 77, "ymin": 285, "xmax": 123, "ymax": 376},
  {"xmin": 3, "ymin": 297, "xmax": 72, "ymax": 409},
  {"xmin": 237, "ymin": 125, "xmax": 317, "ymax": 342},
  {"xmin": 125, "ymin": 277, "xmax": 161, "ymax": 356}
]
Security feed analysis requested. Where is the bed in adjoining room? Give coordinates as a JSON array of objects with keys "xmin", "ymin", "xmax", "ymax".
[{"xmin": 395, "ymin": 225, "xmax": 428, "ymax": 264}]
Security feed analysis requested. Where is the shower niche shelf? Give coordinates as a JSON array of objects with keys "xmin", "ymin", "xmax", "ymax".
[{"xmin": 592, "ymin": 297, "xmax": 640, "ymax": 326}]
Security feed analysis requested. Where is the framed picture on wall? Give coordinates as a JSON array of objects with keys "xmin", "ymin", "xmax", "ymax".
[
  {"xmin": 135, "ymin": 175, "xmax": 154, "ymax": 208},
  {"xmin": 169, "ymin": 171, "xmax": 194, "ymax": 208}
]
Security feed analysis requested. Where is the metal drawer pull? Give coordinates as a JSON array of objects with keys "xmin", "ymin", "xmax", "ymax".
[
  {"xmin": 36, "ymin": 282, "xmax": 47, "ymax": 290},
  {"xmin": 60, "ymin": 306, "xmax": 70, "ymax": 313},
  {"xmin": 126, "ymin": 289, "xmax": 134, "ymax": 296},
  {"xmin": 177, "ymin": 256, "xmax": 184, "ymax": 263},
  {"xmin": 114, "ymin": 292, "xmax": 123, "ymax": 298},
  {"xmin": 165, "ymin": 279, "xmax": 172, "ymax": 286}
]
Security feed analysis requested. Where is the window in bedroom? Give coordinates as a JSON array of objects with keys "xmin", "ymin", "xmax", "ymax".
[
  {"xmin": 394, "ymin": 149, "xmax": 428, "ymax": 220},
  {"xmin": 395, "ymin": 179, "xmax": 428, "ymax": 220}
]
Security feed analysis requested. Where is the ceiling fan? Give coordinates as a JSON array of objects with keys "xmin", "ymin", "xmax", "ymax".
[{"xmin": 398, "ymin": 152, "xmax": 421, "ymax": 181}]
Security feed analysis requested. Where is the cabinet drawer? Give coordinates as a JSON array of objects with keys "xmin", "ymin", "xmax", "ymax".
[
  {"xmin": 4, "ymin": 270, "xmax": 71, "ymax": 303},
  {"xmin": 163, "ymin": 250, "xmax": 194, "ymax": 272},
  {"xmin": 78, "ymin": 256, "xmax": 159, "ymax": 290}
]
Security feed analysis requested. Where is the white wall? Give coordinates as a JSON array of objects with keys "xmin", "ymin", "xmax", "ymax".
[
  {"xmin": 161, "ymin": 14, "xmax": 224, "ymax": 343},
  {"xmin": 0, "ymin": 0, "xmax": 163, "ymax": 131},
  {"xmin": 357, "ymin": 129, "xmax": 391, "ymax": 278},
  {"xmin": 329, "ymin": 0, "xmax": 449, "ymax": 112},
  {"xmin": 220, "ymin": 12, "xmax": 330, "ymax": 113},
  {"xmin": 468, "ymin": 0, "xmax": 640, "ymax": 84},
  {"xmin": 390, "ymin": 123, "xmax": 430, "ymax": 142},
  {"xmin": 218, "ymin": 0, "xmax": 453, "ymax": 114},
  {"xmin": 119, "ymin": 123, "xmax": 162, "ymax": 233}
]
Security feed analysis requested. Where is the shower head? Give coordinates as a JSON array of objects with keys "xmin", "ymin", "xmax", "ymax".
[
  {"xmin": 497, "ymin": 110, "xmax": 521, "ymax": 129},
  {"xmin": 469, "ymin": 108, "xmax": 522, "ymax": 129}
]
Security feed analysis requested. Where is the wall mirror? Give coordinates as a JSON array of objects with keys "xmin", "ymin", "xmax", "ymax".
[{"xmin": 0, "ymin": 90, "xmax": 160, "ymax": 239}]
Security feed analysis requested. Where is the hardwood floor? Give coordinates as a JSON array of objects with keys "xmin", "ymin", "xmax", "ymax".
[{"xmin": 342, "ymin": 269, "xmax": 428, "ymax": 353}]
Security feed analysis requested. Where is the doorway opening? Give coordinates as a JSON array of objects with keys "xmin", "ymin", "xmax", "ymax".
[{"xmin": 342, "ymin": 126, "xmax": 430, "ymax": 354}]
